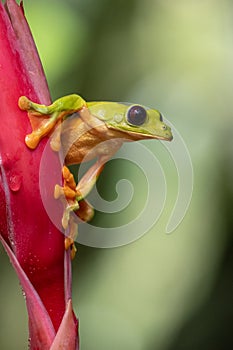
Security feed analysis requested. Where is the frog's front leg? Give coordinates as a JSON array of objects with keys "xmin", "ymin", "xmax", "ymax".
[{"xmin": 18, "ymin": 94, "xmax": 87, "ymax": 149}]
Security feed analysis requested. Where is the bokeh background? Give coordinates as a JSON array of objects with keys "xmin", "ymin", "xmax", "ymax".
[{"xmin": 0, "ymin": 0, "xmax": 233, "ymax": 349}]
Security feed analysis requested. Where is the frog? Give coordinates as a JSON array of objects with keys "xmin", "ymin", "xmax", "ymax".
[{"xmin": 18, "ymin": 94, "xmax": 173, "ymax": 257}]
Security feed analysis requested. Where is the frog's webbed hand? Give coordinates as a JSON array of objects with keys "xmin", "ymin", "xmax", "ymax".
[{"xmin": 18, "ymin": 94, "xmax": 87, "ymax": 149}]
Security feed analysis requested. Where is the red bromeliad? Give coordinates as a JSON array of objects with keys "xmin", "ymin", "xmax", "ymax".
[{"xmin": 0, "ymin": 1, "xmax": 78, "ymax": 348}]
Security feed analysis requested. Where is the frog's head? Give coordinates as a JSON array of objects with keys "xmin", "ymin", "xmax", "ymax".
[{"xmin": 87, "ymin": 102, "xmax": 173, "ymax": 142}]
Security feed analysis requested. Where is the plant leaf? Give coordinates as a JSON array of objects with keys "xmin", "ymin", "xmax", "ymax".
[
  {"xmin": 0, "ymin": 234, "xmax": 56, "ymax": 350},
  {"xmin": 50, "ymin": 300, "xmax": 79, "ymax": 350}
]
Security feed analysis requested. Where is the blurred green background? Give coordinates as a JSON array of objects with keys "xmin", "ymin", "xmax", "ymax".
[{"xmin": 0, "ymin": 0, "xmax": 233, "ymax": 349}]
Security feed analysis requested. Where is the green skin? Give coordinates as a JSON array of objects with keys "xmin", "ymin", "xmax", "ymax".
[
  {"xmin": 18, "ymin": 94, "xmax": 173, "ymax": 231},
  {"xmin": 87, "ymin": 100, "xmax": 172, "ymax": 141}
]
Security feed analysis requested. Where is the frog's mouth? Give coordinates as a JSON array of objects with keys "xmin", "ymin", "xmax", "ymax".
[{"xmin": 107, "ymin": 125, "xmax": 173, "ymax": 142}]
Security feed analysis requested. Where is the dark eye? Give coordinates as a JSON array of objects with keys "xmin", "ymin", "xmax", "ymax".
[
  {"xmin": 159, "ymin": 113, "xmax": 163, "ymax": 121},
  {"xmin": 126, "ymin": 105, "xmax": 147, "ymax": 126}
]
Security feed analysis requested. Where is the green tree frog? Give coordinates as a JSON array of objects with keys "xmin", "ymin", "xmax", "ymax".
[{"xmin": 18, "ymin": 94, "xmax": 173, "ymax": 257}]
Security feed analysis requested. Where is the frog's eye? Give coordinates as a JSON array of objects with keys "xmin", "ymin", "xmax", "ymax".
[
  {"xmin": 126, "ymin": 105, "xmax": 147, "ymax": 126},
  {"xmin": 159, "ymin": 113, "xmax": 163, "ymax": 122}
]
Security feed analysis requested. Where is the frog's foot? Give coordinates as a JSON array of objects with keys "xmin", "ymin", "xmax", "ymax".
[
  {"xmin": 54, "ymin": 165, "xmax": 77, "ymax": 204},
  {"xmin": 65, "ymin": 237, "xmax": 77, "ymax": 260},
  {"xmin": 54, "ymin": 166, "xmax": 94, "ymax": 258},
  {"xmin": 63, "ymin": 200, "xmax": 93, "ymax": 259},
  {"xmin": 64, "ymin": 217, "xmax": 78, "ymax": 260}
]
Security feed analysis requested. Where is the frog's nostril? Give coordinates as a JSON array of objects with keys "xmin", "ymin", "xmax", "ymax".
[{"xmin": 168, "ymin": 134, "xmax": 173, "ymax": 141}]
